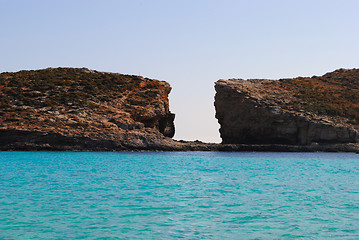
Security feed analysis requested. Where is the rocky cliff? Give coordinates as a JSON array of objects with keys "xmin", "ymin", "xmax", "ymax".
[
  {"xmin": 215, "ymin": 69, "xmax": 359, "ymax": 146},
  {"xmin": 0, "ymin": 68, "xmax": 177, "ymax": 150},
  {"xmin": 1, "ymin": 67, "xmax": 359, "ymax": 152}
]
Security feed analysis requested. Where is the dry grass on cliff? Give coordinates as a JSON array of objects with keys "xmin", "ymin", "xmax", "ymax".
[
  {"xmin": 277, "ymin": 69, "xmax": 359, "ymax": 124},
  {"xmin": 0, "ymin": 68, "xmax": 171, "ymax": 137}
]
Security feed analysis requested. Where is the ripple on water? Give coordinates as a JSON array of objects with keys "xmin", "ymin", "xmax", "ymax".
[{"xmin": 0, "ymin": 151, "xmax": 358, "ymax": 239}]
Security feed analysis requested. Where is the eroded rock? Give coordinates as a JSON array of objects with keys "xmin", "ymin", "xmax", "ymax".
[
  {"xmin": 0, "ymin": 67, "xmax": 176, "ymax": 150},
  {"xmin": 215, "ymin": 69, "xmax": 359, "ymax": 145}
]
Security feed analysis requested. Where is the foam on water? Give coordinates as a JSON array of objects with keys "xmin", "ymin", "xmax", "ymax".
[{"xmin": 0, "ymin": 152, "xmax": 358, "ymax": 239}]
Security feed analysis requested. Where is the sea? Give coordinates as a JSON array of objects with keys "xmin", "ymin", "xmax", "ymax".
[{"xmin": 0, "ymin": 151, "xmax": 358, "ymax": 239}]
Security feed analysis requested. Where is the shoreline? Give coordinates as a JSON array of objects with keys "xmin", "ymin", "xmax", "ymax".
[
  {"xmin": 1, "ymin": 129, "xmax": 358, "ymax": 153},
  {"xmin": 1, "ymin": 142, "xmax": 358, "ymax": 153}
]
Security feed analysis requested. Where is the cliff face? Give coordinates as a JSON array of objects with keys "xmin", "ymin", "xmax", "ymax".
[
  {"xmin": 0, "ymin": 68, "xmax": 176, "ymax": 150},
  {"xmin": 215, "ymin": 69, "xmax": 359, "ymax": 145}
]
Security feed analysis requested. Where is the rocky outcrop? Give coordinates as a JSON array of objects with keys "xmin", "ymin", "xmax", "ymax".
[
  {"xmin": 1, "ymin": 67, "xmax": 358, "ymax": 152},
  {"xmin": 215, "ymin": 69, "xmax": 359, "ymax": 146},
  {"xmin": 0, "ymin": 67, "xmax": 177, "ymax": 150}
]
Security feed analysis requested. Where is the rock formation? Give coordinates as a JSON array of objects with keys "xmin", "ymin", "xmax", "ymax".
[
  {"xmin": 1, "ymin": 67, "xmax": 358, "ymax": 152},
  {"xmin": 0, "ymin": 68, "xmax": 177, "ymax": 150},
  {"xmin": 215, "ymin": 69, "xmax": 359, "ymax": 146}
]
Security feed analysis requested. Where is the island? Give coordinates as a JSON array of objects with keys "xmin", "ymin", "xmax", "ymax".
[
  {"xmin": 215, "ymin": 68, "xmax": 359, "ymax": 152},
  {"xmin": 0, "ymin": 68, "xmax": 178, "ymax": 151},
  {"xmin": 1, "ymin": 67, "xmax": 358, "ymax": 152}
]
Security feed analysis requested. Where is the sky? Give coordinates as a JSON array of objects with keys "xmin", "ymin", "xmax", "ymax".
[{"xmin": 1, "ymin": 0, "xmax": 359, "ymax": 143}]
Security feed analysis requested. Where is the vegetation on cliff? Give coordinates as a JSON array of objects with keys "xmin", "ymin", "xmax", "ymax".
[{"xmin": 278, "ymin": 68, "xmax": 359, "ymax": 123}]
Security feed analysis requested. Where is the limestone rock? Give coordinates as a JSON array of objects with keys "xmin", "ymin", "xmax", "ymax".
[
  {"xmin": 0, "ymin": 67, "xmax": 176, "ymax": 150},
  {"xmin": 215, "ymin": 69, "xmax": 359, "ymax": 145}
]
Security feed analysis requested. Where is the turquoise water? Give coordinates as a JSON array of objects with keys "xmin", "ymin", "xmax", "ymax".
[{"xmin": 0, "ymin": 152, "xmax": 358, "ymax": 239}]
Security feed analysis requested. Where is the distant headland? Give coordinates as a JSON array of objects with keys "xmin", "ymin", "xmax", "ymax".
[{"xmin": 0, "ymin": 67, "xmax": 358, "ymax": 152}]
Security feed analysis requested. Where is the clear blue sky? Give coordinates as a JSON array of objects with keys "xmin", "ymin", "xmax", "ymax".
[{"xmin": 1, "ymin": 0, "xmax": 358, "ymax": 142}]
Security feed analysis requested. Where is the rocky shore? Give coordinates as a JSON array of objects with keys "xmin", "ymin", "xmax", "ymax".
[
  {"xmin": 1, "ymin": 129, "xmax": 358, "ymax": 152},
  {"xmin": 1, "ymin": 67, "xmax": 358, "ymax": 152}
]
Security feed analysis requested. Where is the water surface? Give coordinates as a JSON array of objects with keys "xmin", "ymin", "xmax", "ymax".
[{"xmin": 0, "ymin": 152, "xmax": 358, "ymax": 239}]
